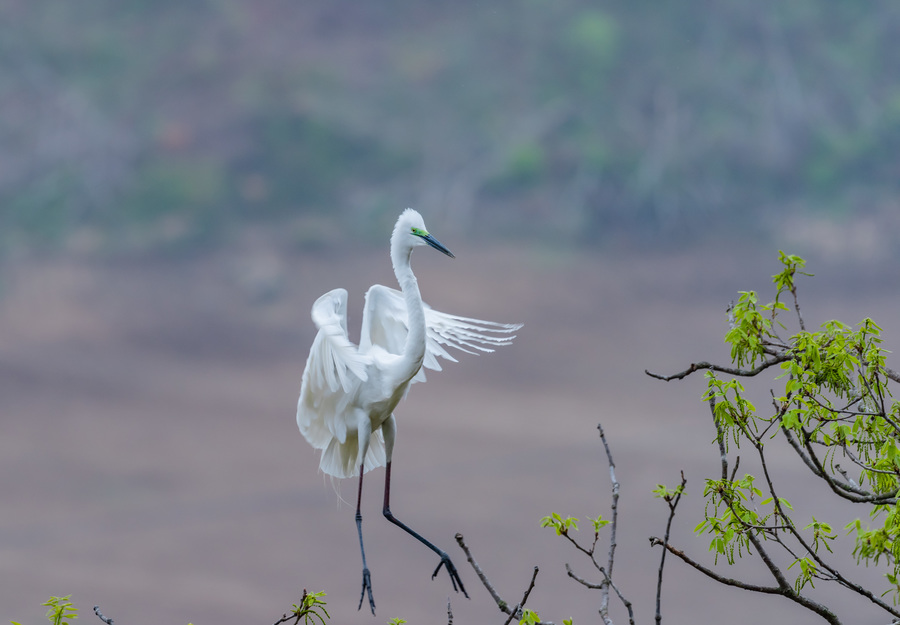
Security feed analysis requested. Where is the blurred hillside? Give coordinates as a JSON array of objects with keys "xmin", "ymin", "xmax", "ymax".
[{"xmin": 2, "ymin": 0, "xmax": 900, "ymax": 256}]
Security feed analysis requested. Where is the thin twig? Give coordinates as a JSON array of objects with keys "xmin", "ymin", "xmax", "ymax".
[
  {"xmin": 565, "ymin": 561, "xmax": 603, "ymax": 589},
  {"xmin": 729, "ymin": 456, "xmax": 741, "ymax": 483},
  {"xmin": 595, "ymin": 423, "xmax": 636, "ymax": 624},
  {"xmin": 790, "ymin": 284, "xmax": 805, "ymax": 332},
  {"xmin": 834, "ymin": 463, "xmax": 859, "ymax": 486},
  {"xmin": 564, "ymin": 563, "xmax": 634, "ymax": 625},
  {"xmin": 93, "ymin": 606, "xmax": 114, "ymax": 625},
  {"xmin": 709, "ymin": 395, "xmax": 728, "ymax": 481},
  {"xmin": 454, "ymin": 533, "xmax": 504, "ymax": 608},
  {"xmin": 273, "ymin": 590, "xmax": 306, "ymax": 625},
  {"xmin": 801, "ymin": 432, "xmax": 896, "ymax": 504},
  {"xmin": 839, "ymin": 445, "xmax": 897, "ymax": 478},
  {"xmin": 653, "ymin": 471, "xmax": 687, "ymax": 625},
  {"xmin": 455, "ymin": 534, "xmax": 554, "ymax": 625},
  {"xmin": 856, "ymin": 368, "xmax": 900, "ymax": 438},
  {"xmin": 597, "ymin": 422, "xmax": 619, "ymax": 621},
  {"xmin": 502, "ymin": 567, "xmax": 540, "ymax": 625}
]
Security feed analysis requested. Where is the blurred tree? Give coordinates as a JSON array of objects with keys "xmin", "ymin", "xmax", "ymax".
[{"xmin": 1, "ymin": 0, "xmax": 899, "ymax": 255}]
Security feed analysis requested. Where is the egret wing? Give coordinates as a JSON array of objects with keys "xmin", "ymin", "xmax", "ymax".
[
  {"xmin": 359, "ymin": 284, "xmax": 409, "ymax": 357},
  {"xmin": 297, "ymin": 289, "xmax": 370, "ymax": 450},
  {"xmin": 360, "ymin": 284, "xmax": 522, "ymax": 384}
]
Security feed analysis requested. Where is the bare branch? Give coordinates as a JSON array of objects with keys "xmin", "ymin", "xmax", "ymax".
[
  {"xmin": 648, "ymin": 539, "xmax": 840, "ymax": 624},
  {"xmin": 597, "ymin": 422, "xmax": 620, "ymax": 617},
  {"xmin": 654, "ymin": 471, "xmax": 687, "ymax": 625},
  {"xmin": 649, "ymin": 538, "xmax": 781, "ymax": 593},
  {"xmin": 729, "ymin": 456, "xmax": 741, "ymax": 483},
  {"xmin": 565, "ymin": 562, "xmax": 603, "ymax": 590},
  {"xmin": 886, "ymin": 366, "xmax": 900, "ymax": 384},
  {"xmin": 455, "ymin": 534, "xmax": 553, "ymax": 625},
  {"xmin": 596, "ymin": 423, "xmax": 636, "ymax": 624},
  {"xmin": 502, "ymin": 567, "xmax": 540, "ymax": 625},
  {"xmin": 834, "ymin": 463, "xmax": 859, "ymax": 486},
  {"xmin": 564, "ymin": 563, "xmax": 634, "ymax": 625},
  {"xmin": 790, "ymin": 284, "xmax": 805, "ymax": 332},
  {"xmin": 455, "ymin": 533, "xmax": 504, "ymax": 608},
  {"xmin": 93, "ymin": 606, "xmax": 114, "ymax": 625},
  {"xmin": 272, "ymin": 590, "xmax": 306, "ymax": 625},
  {"xmin": 645, "ymin": 353, "xmax": 791, "ymax": 382}
]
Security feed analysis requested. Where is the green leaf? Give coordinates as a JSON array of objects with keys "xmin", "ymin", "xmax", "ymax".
[{"xmin": 519, "ymin": 609, "xmax": 541, "ymax": 625}]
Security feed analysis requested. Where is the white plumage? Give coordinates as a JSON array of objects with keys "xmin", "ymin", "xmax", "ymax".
[
  {"xmin": 297, "ymin": 209, "xmax": 521, "ymax": 478},
  {"xmin": 295, "ymin": 208, "xmax": 521, "ymax": 613}
]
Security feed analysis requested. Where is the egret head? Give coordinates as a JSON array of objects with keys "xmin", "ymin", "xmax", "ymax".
[{"xmin": 392, "ymin": 208, "xmax": 455, "ymax": 258}]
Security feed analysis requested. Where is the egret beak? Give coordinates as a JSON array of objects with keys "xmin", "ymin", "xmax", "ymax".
[{"xmin": 422, "ymin": 233, "xmax": 455, "ymax": 258}]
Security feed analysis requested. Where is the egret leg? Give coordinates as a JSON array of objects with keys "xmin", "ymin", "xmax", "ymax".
[
  {"xmin": 356, "ymin": 466, "xmax": 376, "ymax": 615},
  {"xmin": 382, "ymin": 461, "xmax": 469, "ymax": 598}
]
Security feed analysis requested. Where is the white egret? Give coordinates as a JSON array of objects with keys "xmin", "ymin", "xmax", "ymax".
[{"xmin": 297, "ymin": 208, "xmax": 522, "ymax": 614}]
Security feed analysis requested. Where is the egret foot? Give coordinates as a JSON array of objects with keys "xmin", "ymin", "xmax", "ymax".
[
  {"xmin": 432, "ymin": 552, "xmax": 469, "ymax": 599},
  {"xmin": 358, "ymin": 567, "xmax": 375, "ymax": 615}
]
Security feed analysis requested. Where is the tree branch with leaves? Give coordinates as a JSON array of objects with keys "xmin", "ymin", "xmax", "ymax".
[{"xmin": 647, "ymin": 252, "xmax": 900, "ymax": 624}]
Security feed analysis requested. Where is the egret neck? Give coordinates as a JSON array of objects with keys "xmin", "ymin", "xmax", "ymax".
[{"xmin": 390, "ymin": 238, "xmax": 427, "ymax": 387}]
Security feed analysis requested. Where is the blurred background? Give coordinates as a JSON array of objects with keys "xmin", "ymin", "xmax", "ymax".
[{"xmin": 1, "ymin": 1, "xmax": 899, "ymax": 623}]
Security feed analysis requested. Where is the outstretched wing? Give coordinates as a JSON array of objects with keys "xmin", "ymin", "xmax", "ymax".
[
  {"xmin": 360, "ymin": 284, "xmax": 522, "ymax": 384},
  {"xmin": 297, "ymin": 289, "xmax": 371, "ymax": 450}
]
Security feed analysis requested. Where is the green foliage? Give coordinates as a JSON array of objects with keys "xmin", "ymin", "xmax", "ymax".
[
  {"xmin": 44, "ymin": 596, "xmax": 77, "ymax": 625},
  {"xmin": 387, "ymin": 619, "xmax": 407, "ymax": 625},
  {"xmin": 540, "ymin": 512, "xmax": 579, "ymax": 536},
  {"xmin": 589, "ymin": 514, "xmax": 610, "ymax": 533},
  {"xmin": 11, "ymin": 596, "xmax": 77, "ymax": 625},
  {"xmin": 14, "ymin": 593, "xmax": 330, "ymax": 625},
  {"xmin": 723, "ymin": 291, "xmax": 780, "ymax": 369},
  {"xmin": 540, "ymin": 512, "xmax": 610, "ymax": 536},
  {"xmin": 519, "ymin": 608, "xmax": 541, "ymax": 625},
  {"xmin": 787, "ymin": 556, "xmax": 819, "ymax": 591},
  {"xmin": 288, "ymin": 590, "xmax": 330, "ymax": 625},
  {"xmin": 704, "ymin": 375, "xmax": 757, "ymax": 444},
  {"xmin": 652, "ymin": 482, "xmax": 686, "ymax": 501},
  {"xmin": 695, "ymin": 252, "xmax": 900, "ymax": 599},
  {"xmin": 695, "ymin": 474, "xmax": 769, "ymax": 565},
  {"xmin": 771, "ymin": 251, "xmax": 811, "ymax": 297},
  {"xmin": 804, "ymin": 517, "xmax": 836, "ymax": 555}
]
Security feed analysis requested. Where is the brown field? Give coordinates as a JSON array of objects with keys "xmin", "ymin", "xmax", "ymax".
[{"xmin": 1, "ymin": 240, "xmax": 897, "ymax": 624}]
